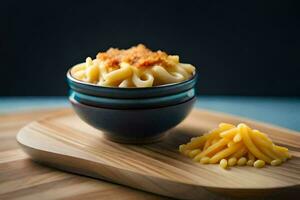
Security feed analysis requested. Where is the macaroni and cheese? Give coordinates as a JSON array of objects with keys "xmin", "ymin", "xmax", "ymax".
[{"xmin": 71, "ymin": 44, "xmax": 196, "ymax": 88}]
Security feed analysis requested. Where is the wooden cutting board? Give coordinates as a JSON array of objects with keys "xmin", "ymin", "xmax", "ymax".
[
  {"xmin": 0, "ymin": 110, "xmax": 170, "ymax": 200},
  {"xmin": 17, "ymin": 109, "xmax": 300, "ymax": 199}
]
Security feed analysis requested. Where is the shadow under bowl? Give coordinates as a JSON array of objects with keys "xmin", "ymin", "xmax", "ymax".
[
  {"xmin": 67, "ymin": 70, "xmax": 197, "ymax": 99},
  {"xmin": 69, "ymin": 96, "xmax": 196, "ymax": 144},
  {"xmin": 70, "ymin": 88, "xmax": 195, "ymax": 109}
]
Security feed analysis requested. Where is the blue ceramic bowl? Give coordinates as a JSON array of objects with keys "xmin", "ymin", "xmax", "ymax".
[
  {"xmin": 67, "ymin": 69, "xmax": 197, "ymax": 98},
  {"xmin": 70, "ymin": 95, "xmax": 196, "ymax": 143},
  {"xmin": 70, "ymin": 88, "xmax": 195, "ymax": 109}
]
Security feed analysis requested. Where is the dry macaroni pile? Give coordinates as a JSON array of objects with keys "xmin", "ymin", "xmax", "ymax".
[{"xmin": 179, "ymin": 123, "xmax": 291, "ymax": 169}]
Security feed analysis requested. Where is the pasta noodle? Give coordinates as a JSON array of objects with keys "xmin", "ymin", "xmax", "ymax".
[
  {"xmin": 70, "ymin": 44, "xmax": 195, "ymax": 88},
  {"xmin": 179, "ymin": 123, "xmax": 291, "ymax": 170}
]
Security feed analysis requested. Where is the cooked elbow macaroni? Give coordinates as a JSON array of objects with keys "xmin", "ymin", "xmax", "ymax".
[
  {"xmin": 71, "ymin": 44, "xmax": 195, "ymax": 88},
  {"xmin": 179, "ymin": 123, "xmax": 291, "ymax": 170}
]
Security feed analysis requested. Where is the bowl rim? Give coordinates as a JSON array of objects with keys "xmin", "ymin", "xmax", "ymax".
[{"xmin": 67, "ymin": 67, "xmax": 197, "ymax": 90}]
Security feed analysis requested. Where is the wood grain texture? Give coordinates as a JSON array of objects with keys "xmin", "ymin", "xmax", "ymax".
[
  {"xmin": 0, "ymin": 110, "xmax": 170, "ymax": 200},
  {"xmin": 17, "ymin": 109, "xmax": 300, "ymax": 199}
]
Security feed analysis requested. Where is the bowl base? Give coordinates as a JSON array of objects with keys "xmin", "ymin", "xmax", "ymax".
[{"xmin": 102, "ymin": 132, "xmax": 169, "ymax": 144}]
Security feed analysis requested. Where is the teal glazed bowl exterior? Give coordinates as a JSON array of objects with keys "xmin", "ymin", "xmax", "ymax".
[
  {"xmin": 69, "ymin": 96, "xmax": 196, "ymax": 143},
  {"xmin": 67, "ymin": 70, "xmax": 197, "ymax": 98},
  {"xmin": 70, "ymin": 88, "xmax": 195, "ymax": 109}
]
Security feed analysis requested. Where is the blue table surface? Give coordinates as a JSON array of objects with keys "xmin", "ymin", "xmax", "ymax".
[{"xmin": 0, "ymin": 96, "xmax": 299, "ymax": 132}]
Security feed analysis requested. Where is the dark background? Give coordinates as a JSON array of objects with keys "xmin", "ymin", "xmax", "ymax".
[{"xmin": 1, "ymin": 0, "xmax": 299, "ymax": 96}]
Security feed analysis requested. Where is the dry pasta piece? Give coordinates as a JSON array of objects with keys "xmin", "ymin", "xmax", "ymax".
[
  {"xmin": 203, "ymin": 129, "xmax": 221, "ymax": 149},
  {"xmin": 239, "ymin": 124, "xmax": 272, "ymax": 163},
  {"xmin": 237, "ymin": 157, "xmax": 247, "ymax": 166},
  {"xmin": 230, "ymin": 146, "xmax": 247, "ymax": 159},
  {"xmin": 179, "ymin": 122, "xmax": 291, "ymax": 170},
  {"xmin": 203, "ymin": 125, "xmax": 234, "ymax": 150},
  {"xmin": 209, "ymin": 142, "xmax": 243, "ymax": 164},
  {"xmin": 182, "ymin": 134, "xmax": 209, "ymax": 151},
  {"xmin": 250, "ymin": 131, "xmax": 285, "ymax": 160},
  {"xmin": 200, "ymin": 157, "xmax": 210, "ymax": 164},
  {"xmin": 188, "ymin": 149, "xmax": 201, "ymax": 158},
  {"xmin": 220, "ymin": 128, "xmax": 237, "ymax": 138},
  {"xmin": 260, "ymin": 146, "xmax": 281, "ymax": 160},
  {"xmin": 184, "ymin": 125, "xmax": 233, "ymax": 151},
  {"xmin": 228, "ymin": 157, "xmax": 237, "ymax": 166},
  {"xmin": 203, "ymin": 138, "xmax": 212, "ymax": 150},
  {"xmin": 178, "ymin": 144, "xmax": 186, "ymax": 153},
  {"xmin": 252, "ymin": 130, "xmax": 272, "ymax": 143},
  {"xmin": 254, "ymin": 160, "xmax": 265, "ymax": 168},
  {"xmin": 219, "ymin": 159, "xmax": 228, "ymax": 169},
  {"xmin": 196, "ymin": 138, "xmax": 229, "ymax": 158},
  {"xmin": 252, "ymin": 130, "xmax": 289, "ymax": 157},
  {"xmin": 271, "ymin": 159, "xmax": 282, "ymax": 166},
  {"xmin": 219, "ymin": 123, "xmax": 235, "ymax": 130},
  {"xmin": 274, "ymin": 145, "xmax": 289, "ymax": 152},
  {"xmin": 233, "ymin": 133, "xmax": 242, "ymax": 143}
]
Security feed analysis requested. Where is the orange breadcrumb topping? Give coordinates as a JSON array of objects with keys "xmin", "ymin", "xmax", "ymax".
[{"xmin": 96, "ymin": 44, "xmax": 178, "ymax": 68}]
